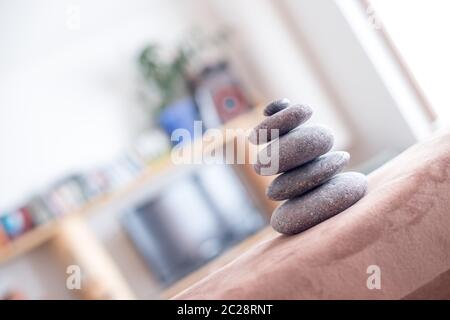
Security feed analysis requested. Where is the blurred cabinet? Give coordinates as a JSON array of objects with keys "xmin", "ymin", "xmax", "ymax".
[{"xmin": 51, "ymin": 216, "xmax": 135, "ymax": 300}]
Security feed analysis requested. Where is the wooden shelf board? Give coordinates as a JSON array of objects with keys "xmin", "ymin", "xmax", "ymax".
[{"xmin": 0, "ymin": 221, "xmax": 59, "ymax": 264}]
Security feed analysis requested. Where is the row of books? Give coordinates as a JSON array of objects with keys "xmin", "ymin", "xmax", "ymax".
[{"xmin": 0, "ymin": 152, "xmax": 147, "ymax": 245}]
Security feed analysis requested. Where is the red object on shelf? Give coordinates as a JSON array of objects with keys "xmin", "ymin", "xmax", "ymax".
[
  {"xmin": 195, "ymin": 62, "xmax": 252, "ymax": 128},
  {"xmin": 0, "ymin": 222, "xmax": 8, "ymax": 246},
  {"xmin": 18, "ymin": 207, "xmax": 34, "ymax": 231},
  {"xmin": 213, "ymin": 85, "xmax": 250, "ymax": 123}
]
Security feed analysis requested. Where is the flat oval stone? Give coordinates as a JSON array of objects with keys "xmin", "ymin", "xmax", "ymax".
[
  {"xmin": 254, "ymin": 125, "xmax": 334, "ymax": 175},
  {"xmin": 270, "ymin": 172, "xmax": 368, "ymax": 235},
  {"xmin": 264, "ymin": 98, "xmax": 290, "ymax": 116},
  {"xmin": 249, "ymin": 104, "xmax": 313, "ymax": 145},
  {"xmin": 267, "ymin": 151, "xmax": 350, "ymax": 200}
]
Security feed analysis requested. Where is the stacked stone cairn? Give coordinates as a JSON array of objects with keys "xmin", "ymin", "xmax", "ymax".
[{"xmin": 249, "ymin": 98, "xmax": 368, "ymax": 235}]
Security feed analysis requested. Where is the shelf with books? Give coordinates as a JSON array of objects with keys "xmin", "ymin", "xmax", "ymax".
[
  {"xmin": 0, "ymin": 156, "xmax": 173, "ymax": 265},
  {"xmin": 0, "ymin": 107, "xmax": 266, "ymax": 266}
]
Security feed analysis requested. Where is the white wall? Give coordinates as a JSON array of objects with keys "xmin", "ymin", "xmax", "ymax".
[{"xmin": 0, "ymin": 0, "xmax": 204, "ymax": 209}]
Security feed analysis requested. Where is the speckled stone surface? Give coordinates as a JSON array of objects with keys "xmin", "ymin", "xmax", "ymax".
[
  {"xmin": 249, "ymin": 104, "xmax": 313, "ymax": 145},
  {"xmin": 267, "ymin": 151, "xmax": 350, "ymax": 200},
  {"xmin": 251, "ymin": 99, "xmax": 368, "ymax": 235},
  {"xmin": 254, "ymin": 125, "xmax": 334, "ymax": 175},
  {"xmin": 270, "ymin": 172, "xmax": 368, "ymax": 235},
  {"xmin": 263, "ymin": 98, "xmax": 290, "ymax": 116}
]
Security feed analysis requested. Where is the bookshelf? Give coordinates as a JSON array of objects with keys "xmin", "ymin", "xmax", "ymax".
[
  {"xmin": 0, "ymin": 106, "xmax": 273, "ymax": 287},
  {"xmin": 0, "ymin": 220, "xmax": 59, "ymax": 264},
  {"xmin": 0, "ymin": 157, "xmax": 173, "ymax": 265}
]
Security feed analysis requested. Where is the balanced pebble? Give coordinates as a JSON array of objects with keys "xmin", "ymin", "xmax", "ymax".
[
  {"xmin": 254, "ymin": 125, "xmax": 334, "ymax": 175},
  {"xmin": 249, "ymin": 104, "xmax": 313, "ymax": 145},
  {"xmin": 270, "ymin": 172, "xmax": 368, "ymax": 235},
  {"xmin": 264, "ymin": 98, "xmax": 290, "ymax": 116},
  {"xmin": 267, "ymin": 151, "xmax": 350, "ymax": 201},
  {"xmin": 252, "ymin": 99, "xmax": 368, "ymax": 236}
]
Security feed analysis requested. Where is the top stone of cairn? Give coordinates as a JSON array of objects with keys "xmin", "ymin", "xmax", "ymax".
[
  {"xmin": 249, "ymin": 103, "xmax": 313, "ymax": 145},
  {"xmin": 264, "ymin": 98, "xmax": 291, "ymax": 116}
]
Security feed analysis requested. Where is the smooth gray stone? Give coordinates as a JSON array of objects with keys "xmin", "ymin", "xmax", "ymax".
[
  {"xmin": 270, "ymin": 172, "xmax": 368, "ymax": 235},
  {"xmin": 267, "ymin": 151, "xmax": 350, "ymax": 200},
  {"xmin": 254, "ymin": 125, "xmax": 334, "ymax": 176},
  {"xmin": 264, "ymin": 98, "xmax": 290, "ymax": 116},
  {"xmin": 249, "ymin": 104, "xmax": 313, "ymax": 145}
]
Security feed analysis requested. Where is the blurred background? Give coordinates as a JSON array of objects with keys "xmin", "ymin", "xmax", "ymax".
[{"xmin": 0, "ymin": 0, "xmax": 448, "ymax": 299}]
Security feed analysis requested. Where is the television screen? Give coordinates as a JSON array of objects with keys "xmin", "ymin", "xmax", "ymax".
[{"xmin": 122, "ymin": 164, "xmax": 265, "ymax": 285}]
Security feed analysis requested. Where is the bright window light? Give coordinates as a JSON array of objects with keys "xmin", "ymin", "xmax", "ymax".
[{"xmin": 370, "ymin": 0, "xmax": 450, "ymax": 124}]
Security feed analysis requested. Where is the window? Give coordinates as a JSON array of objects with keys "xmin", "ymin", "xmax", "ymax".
[{"xmin": 369, "ymin": 0, "xmax": 450, "ymax": 124}]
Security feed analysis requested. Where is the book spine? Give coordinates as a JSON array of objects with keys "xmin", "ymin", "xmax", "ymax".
[
  {"xmin": 0, "ymin": 210, "xmax": 27, "ymax": 239},
  {"xmin": 26, "ymin": 196, "xmax": 54, "ymax": 226},
  {"xmin": 0, "ymin": 219, "xmax": 9, "ymax": 246},
  {"xmin": 18, "ymin": 207, "xmax": 34, "ymax": 231},
  {"xmin": 47, "ymin": 190, "xmax": 67, "ymax": 216},
  {"xmin": 55, "ymin": 184, "xmax": 77, "ymax": 213}
]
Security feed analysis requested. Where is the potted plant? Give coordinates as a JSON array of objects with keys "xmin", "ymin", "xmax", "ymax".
[
  {"xmin": 138, "ymin": 44, "xmax": 195, "ymax": 144},
  {"xmin": 137, "ymin": 29, "xmax": 229, "ymax": 145}
]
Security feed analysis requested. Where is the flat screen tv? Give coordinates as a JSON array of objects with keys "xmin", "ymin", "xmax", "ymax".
[{"xmin": 122, "ymin": 164, "xmax": 265, "ymax": 285}]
